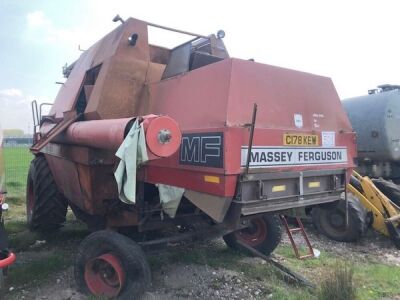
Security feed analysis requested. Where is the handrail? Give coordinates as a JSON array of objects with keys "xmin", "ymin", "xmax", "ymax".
[
  {"xmin": 31, "ymin": 100, "xmax": 39, "ymax": 128},
  {"xmin": 145, "ymin": 21, "xmax": 208, "ymax": 38}
]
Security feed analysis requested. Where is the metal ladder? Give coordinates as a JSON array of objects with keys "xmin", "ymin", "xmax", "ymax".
[{"xmin": 280, "ymin": 215, "xmax": 314, "ymax": 260}]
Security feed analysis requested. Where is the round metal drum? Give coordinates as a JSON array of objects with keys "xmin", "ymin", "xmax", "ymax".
[{"xmin": 145, "ymin": 116, "xmax": 182, "ymax": 157}]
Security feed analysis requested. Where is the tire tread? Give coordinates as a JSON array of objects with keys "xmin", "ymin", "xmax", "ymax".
[{"xmin": 27, "ymin": 156, "xmax": 68, "ymax": 231}]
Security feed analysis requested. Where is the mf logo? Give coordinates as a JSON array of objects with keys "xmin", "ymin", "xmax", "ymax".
[{"xmin": 180, "ymin": 132, "xmax": 223, "ymax": 168}]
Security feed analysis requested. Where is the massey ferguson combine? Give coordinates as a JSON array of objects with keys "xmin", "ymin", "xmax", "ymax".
[{"xmin": 27, "ymin": 16, "xmax": 356, "ymax": 299}]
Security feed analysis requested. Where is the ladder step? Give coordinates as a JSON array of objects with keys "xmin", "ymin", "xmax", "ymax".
[
  {"xmin": 280, "ymin": 215, "xmax": 314, "ymax": 260},
  {"xmin": 299, "ymin": 253, "xmax": 315, "ymax": 259}
]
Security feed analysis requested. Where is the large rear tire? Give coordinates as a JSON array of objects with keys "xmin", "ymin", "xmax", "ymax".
[
  {"xmin": 75, "ymin": 230, "xmax": 151, "ymax": 300},
  {"xmin": 312, "ymin": 195, "xmax": 367, "ymax": 242},
  {"xmin": 223, "ymin": 214, "xmax": 282, "ymax": 256},
  {"xmin": 26, "ymin": 156, "xmax": 68, "ymax": 232}
]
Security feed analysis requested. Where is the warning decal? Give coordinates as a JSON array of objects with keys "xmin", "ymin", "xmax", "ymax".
[{"xmin": 241, "ymin": 146, "xmax": 347, "ymax": 168}]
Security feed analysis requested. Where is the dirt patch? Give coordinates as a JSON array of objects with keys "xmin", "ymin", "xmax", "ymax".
[
  {"xmin": 9, "ymin": 267, "xmax": 85, "ymax": 300},
  {"xmin": 145, "ymin": 263, "xmax": 270, "ymax": 300}
]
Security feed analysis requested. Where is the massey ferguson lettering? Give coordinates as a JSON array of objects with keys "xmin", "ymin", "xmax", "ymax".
[
  {"xmin": 241, "ymin": 147, "xmax": 347, "ymax": 167},
  {"xmin": 180, "ymin": 133, "xmax": 223, "ymax": 168}
]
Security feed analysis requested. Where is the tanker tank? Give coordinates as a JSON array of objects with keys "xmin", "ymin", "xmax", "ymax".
[{"xmin": 343, "ymin": 84, "xmax": 400, "ymax": 179}]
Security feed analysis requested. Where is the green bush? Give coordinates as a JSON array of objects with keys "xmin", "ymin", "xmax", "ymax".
[{"xmin": 318, "ymin": 262, "xmax": 356, "ymax": 300}]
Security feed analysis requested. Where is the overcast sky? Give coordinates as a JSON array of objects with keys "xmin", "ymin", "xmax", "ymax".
[{"xmin": 0, "ymin": 0, "xmax": 399, "ymax": 132}]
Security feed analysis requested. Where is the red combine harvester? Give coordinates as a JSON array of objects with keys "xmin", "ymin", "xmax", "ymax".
[{"xmin": 27, "ymin": 16, "xmax": 356, "ymax": 299}]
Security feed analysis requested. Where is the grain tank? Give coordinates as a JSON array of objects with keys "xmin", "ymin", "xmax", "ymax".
[{"xmin": 343, "ymin": 85, "xmax": 400, "ymax": 179}]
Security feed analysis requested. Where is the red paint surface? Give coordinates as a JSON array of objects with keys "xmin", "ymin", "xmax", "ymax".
[
  {"xmin": 0, "ymin": 252, "xmax": 16, "ymax": 269},
  {"xmin": 145, "ymin": 59, "xmax": 356, "ymax": 197}
]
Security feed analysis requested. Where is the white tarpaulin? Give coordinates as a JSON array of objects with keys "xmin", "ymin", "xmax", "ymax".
[
  {"xmin": 156, "ymin": 184, "xmax": 185, "ymax": 218},
  {"xmin": 114, "ymin": 119, "xmax": 184, "ymax": 217},
  {"xmin": 114, "ymin": 119, "xmax": 148, "ymax": 204}
]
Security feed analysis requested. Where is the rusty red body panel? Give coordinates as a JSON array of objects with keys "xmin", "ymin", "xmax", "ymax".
[
  {"xmin": 32, "ymin": 17, "xmax": 356, "ymax": 229},
  {"xmin": 145, "ymin": 59, "xmax": 356, "ymax": 198}
]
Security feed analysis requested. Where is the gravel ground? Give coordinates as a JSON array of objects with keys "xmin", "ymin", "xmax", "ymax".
[
  {"xmin": 4, "ymin": 224, "xmax": 400, "ymax": 300},
  {"xmin": 299, "ymin": 222, "xmax": 400, "ymax": 265}
]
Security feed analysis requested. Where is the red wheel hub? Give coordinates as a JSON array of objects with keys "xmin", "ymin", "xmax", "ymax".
[
  {"xmin": 84, "ymin": 253, "xmax": 126, "ymax": 298},
  {"xmin": 235, "ymin": 218, "xmax": 267, "ymax": 247}
]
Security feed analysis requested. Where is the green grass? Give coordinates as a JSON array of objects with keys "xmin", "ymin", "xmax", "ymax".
[
  {"xmin": 7, "ymin": 252, "xmax": 72, "ymax": 286},
  {"xmin": 276, "ymin": 244, "xmax": 400, "ymax": 300},
  {"xmin": 2, "ymin": 147, "xmax": 32, "ymax": 229},
  {"xmin": 354, "ymin": 263, "xmax": 400, "ymax": 299},
  {"xmin": 3, "ymin": 147, "xmax": 32, "ymax": 199},
  {"xmin": 318, "ymin": 263, "xmax": 356, "ymax": 300}
]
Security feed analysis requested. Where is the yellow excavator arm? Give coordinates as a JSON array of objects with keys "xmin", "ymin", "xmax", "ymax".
[{"xmin": 347, "ymin": 171, "xmax": 400, "ymax": 246}]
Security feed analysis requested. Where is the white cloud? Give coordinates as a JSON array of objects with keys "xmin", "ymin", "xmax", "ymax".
[
  {"xmin": 0, "ymin": 88, "xmax": 23, "ymax": 97},
  {"xmin": 25, "ymin": 10, "xmax": 79, "ymax": 45},
  {"xmin": 26, "ymin": 10, "xmax": 49, "ymax": 28}
]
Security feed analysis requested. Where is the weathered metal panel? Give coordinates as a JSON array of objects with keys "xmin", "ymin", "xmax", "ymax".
[
  {"xmin": 49, "ymin": 44, "xmax": 100, "ymax": 119},
  {"xmin": 184, "ymin": 190, "xmax": 232, "ymax": 223},
  {"xmin": 148, "ymin": 59, "xmax": 232, "ymax": 129},
  {"xmin": 227, "ymin": 59, "xmax": 352, "ymax": 130}
]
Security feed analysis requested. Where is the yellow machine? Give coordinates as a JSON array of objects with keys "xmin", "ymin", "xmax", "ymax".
[{"xmin": 348, "ymin": 171, "xmax": 400, "ymax": 248}]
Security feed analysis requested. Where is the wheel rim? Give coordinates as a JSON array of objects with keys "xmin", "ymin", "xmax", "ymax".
[
  {"xmin": 84, "ymin": 253, "xmax": 126, "ymax": 298},
  {"xmin": 235, "ymin": 218, "xmax": 267, "ymax": 247},
  {"xmin": 329, "ymin": 211, "xmax": 346, "ymax": 229},
  {"xmin": 26, "ymin": 178, "xmax": 34, "ymax": 223}
]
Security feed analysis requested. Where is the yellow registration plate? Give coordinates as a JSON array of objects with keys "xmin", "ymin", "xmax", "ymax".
[{"xmin": 283, "ymin": 134, "xmax": 319, "ymax": 146}]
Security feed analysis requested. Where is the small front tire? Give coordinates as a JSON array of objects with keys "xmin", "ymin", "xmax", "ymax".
[
  {"xmin": 223, "ymin": 214, "xmax": 282, "ymax": 256},
  {"xmin": 75, "ymin": 230, "xmax": 151, "ymax": 300}
]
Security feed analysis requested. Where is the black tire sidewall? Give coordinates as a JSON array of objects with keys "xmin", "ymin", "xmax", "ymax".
[
  {"xmin": 312, "ymin": 196, "xmax": 367, "ymax": 242},
  {"xmin": 223, "ymin": 214, "xmax": 282, "ymax": 256},
  {"xmin": 372, "ymin": 178, "xmax": 400, "ymax": 207},
  {"xmin": 75, "ymin": 230, "xmax": 151, "ymax": 300},
  {"xmin": 26, "ymin": 165, "xmax": 34, "ymax": 224},
  {"xmin": 0, "ymin": 270, "xmax": 4, "ymax": 298},
  {"xmin": 26, "ymin": 156, "xmax": 67, "ymax": 231}
]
